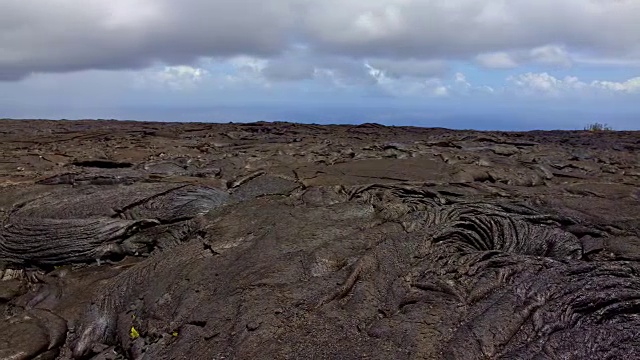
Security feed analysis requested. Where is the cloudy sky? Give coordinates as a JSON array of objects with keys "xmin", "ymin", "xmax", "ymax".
[{"xmin": 1, "ymin": 0, "xmax": 639, "ymax": 129}]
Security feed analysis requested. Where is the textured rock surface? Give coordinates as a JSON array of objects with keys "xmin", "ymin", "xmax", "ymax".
[{"xmin": 0, "ymin": 119, "xmax": 639, "ymax": 359}]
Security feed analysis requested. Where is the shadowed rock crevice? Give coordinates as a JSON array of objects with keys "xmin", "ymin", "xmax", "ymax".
[{"xmin": 72, "ymin": 160, "xmax": 133, "ymax": 169}]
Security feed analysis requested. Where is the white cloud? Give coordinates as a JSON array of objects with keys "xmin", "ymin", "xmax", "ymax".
[
  {"xmin": 363, "ymin": 63, "xmax": 447, "ymax": 97},
  {"xmin": 508, "ymin": 72, "xmax": 586, "ymax": 96},
  {"xmin": 364, "ymin": 59, "xmax": 447, "ymax": 78},
  {"xmin": 433, "ymin": 85, "xmax": 449, "ymax": 97},
  {"xmin": 454, "ymin": 72, "xmax": 471, "ymax": 89},
  {"xmin": 475, "ymin": 52, "xmax": 518, "ymax": 69},
  {"xmin": 362, "ymin": 70, "xmax": 497, "ymax": 98},
  {"xmin": 448, "ymin": 72, "xmax": 495, "ymax": 96},
  {"xmin": 132, "ymin": 59, "xmax": 640, "ymax": 101},
  {"xmin": 508, "ymin": 72, "xmax": 640, "ymax": 96},
  {"xmin": 135, "ymin": 65, "xmax": 209, "ymax": 90},
  {"xmin": 592, "ymin": 77, "xmax": 640, "ymax": 93},
  {"xmin": 529, "ymin": 45, "xmax": 572, "ymax": 67},
  {"xmin": 228, "ymin": 56, "xmax": 268, "ymax": 74}
]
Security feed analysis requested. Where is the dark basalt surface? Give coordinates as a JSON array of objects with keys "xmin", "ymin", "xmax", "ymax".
[{"xmin": 1, "ymin": 119, "xmax": 639, "ymax": 359}]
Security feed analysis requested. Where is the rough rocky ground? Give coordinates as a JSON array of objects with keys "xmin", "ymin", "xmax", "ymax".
[{"xmin": 0, "ymin": 119, "xmax": 639, "ymax": 359}]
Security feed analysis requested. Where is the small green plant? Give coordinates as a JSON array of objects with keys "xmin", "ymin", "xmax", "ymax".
[
  {"xmin": 584, "ymin": 122, "xmax": 613, "ymax": 131},
  {"xmin": 130, "ymin": 326, "xmax": 140, "ymax": 339}
]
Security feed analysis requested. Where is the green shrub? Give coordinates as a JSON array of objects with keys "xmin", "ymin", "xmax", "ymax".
[{"xmin": 584, "ymin": 122, "xmax": 613, "ymax": 131}]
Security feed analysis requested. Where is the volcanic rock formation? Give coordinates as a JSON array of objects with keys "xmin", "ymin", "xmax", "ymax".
[{"xmin": 0, "ymin": 119, "xmax": 639, "ymax": 359}]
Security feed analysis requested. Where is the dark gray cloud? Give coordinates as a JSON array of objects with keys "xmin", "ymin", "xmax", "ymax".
[
  {"xmin": 1, "ymin": 0, "xmax": 639, "ymax": 81},
  {"xmin": 0, "ymin": 0, "xmax": 290, "ymax": 80},
  {"xmin": 261, "ymin": 55, "xmax": 316, "ymax": 81}
]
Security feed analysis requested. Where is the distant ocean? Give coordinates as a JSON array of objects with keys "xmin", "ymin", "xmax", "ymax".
[{"xmin": 2, "ymin": 103, "xmax": 638, "ymax": 131}]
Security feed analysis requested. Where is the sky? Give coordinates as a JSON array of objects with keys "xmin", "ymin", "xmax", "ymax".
[{"xmin": 1, "ymin": 0, "xmax": 639, "ymax": 130}]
